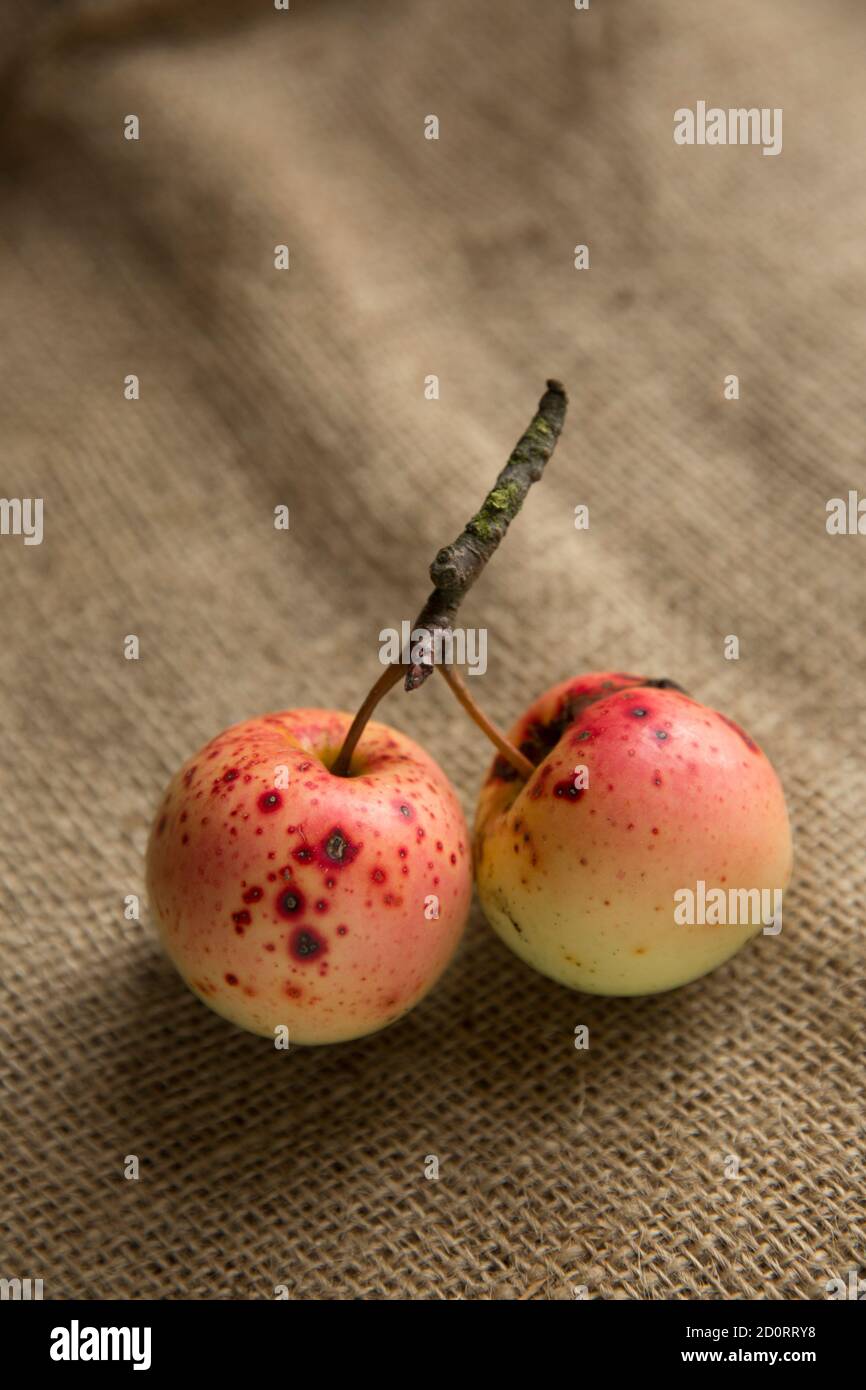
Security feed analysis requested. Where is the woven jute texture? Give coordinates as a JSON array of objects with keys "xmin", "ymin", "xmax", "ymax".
[{"xmin": 1, "ymin": 0, "xmax": 863, "ymax": 1300}]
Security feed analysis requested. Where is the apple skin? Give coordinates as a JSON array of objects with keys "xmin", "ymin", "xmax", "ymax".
[
  {"xmin": 474, "ymin": 672, "xmax": 793, "ymax": 996},
  {"xmin": 147, "ymin": 709, "xmax": 472, "ymax": 1044}
]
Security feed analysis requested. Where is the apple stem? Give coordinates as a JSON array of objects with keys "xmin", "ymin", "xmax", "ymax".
[
  {"xmin": 331, "ymin": 664, "xmax": 403, "ymax": 776},
  {"xmin": 437, "ymin": 666, "xmax": 534, "ymax": 779}
]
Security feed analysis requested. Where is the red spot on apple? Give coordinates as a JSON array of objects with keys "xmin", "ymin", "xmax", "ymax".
[
  {"xmin": 315, "ymin": 827, "xmax": 360, "ymax": 867},
  {"xmin": 276, "ymin": 887, "xmax": 305, "ymax": 918},
  {"xmin": 258, "ymin": 790, "xmax": 283, "ymax": 813},
  {"xmin": 242, "ymin": 886, "xmax": 263, "ymax": 903},
  {"xmin": 553, "ymin": 780, "xmax": 583, "ymax": 801},
  {"xmin": 225, "ymin": 973, "xmax": 238, "ymax": 986},
  {"xmin": 289, "ymin": 926, "xmax": 327, "ymax": 962}
]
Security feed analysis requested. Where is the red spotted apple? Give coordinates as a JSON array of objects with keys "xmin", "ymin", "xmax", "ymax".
[
  {"xmin": 147, "ymin": 709, "xmax": 471, "ymax": 1043},
  {"xmin": 474, "ymin": 672, "xmax": 792, "ymax": 995}
]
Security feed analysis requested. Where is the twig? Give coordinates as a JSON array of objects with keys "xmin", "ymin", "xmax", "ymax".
[
  {"xmin": 406, "ymin": 378, "xmax": 568, "ymax": 689},
  {"xmin": 331, "ymin": 380, "xmax": 568, "ymax": 777}
]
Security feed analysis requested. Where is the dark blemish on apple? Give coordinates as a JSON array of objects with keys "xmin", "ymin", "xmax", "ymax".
[
  {"xmin": 289, "ymin": 926, "xmax": 327, "ymax": 961},
  {"xmin": 180, "ymin": 811, "xmax": 187, "ymax": 822},
  {"xmin": 553, "ymin": 780, "xmax": 584, "ymax": 801},
  {"xmin": 529, "ymin": 765, "xmax": 553, "ymax": 800},
  {"xmin": 225, "ymin": 973, "xmax": 238, "ymax": 986},
  {"xmin": 651, "ymin": 827, "xmax": 659, "ymax": 835},
  {"xmin": 450, "ymin": 852, "xmax": 457, "ymax": 864},
  {"xmin": 242, "ymin": 886, "xmax": 263, "ymax": 903},
  {"xmin": 504, "ymin": 909, "xmax": 524, "ymax": 937},
  {"xmin": 399, "ymin": 803, "xmax": 413, "ymax": 819},
  {"xmin": 416, "ymin": 826, "xmax": 425, "ymax": 840},
  {"xmin": 322, "ymin": 827, "xmax": 359, "ymax": 865},
  {"xmin": 156, "ymin": 815, "xmax": 167, "ymax": 836},
  {"xmin": 315, "ymin": 899, "xmax": 328, "ymax": 912},
  {"xmin": 294, "ymin": 846, "xmax": 313, "ymax": 863},
  {"xmin": 284, "ymin": 982, "xmax": 303, "ymax": 999},
  {"xmin": 492, "ymin": 757, "xmax": 519, "ymax": 781},
  {"xmin": 182, "ymin": 833, "xmax": 189, "ymax": 845},
  {"xmin": 258, "ymin": 790, "xmax": 283, "ymax": 813},
  {"xmin": 232, "ymin": 909, "xmax": 251, "ymax": 928},
  {"xmin": 223, "ymin": 768, "xmax": 239, "ymax": 782},
  {"xmin": 337, "ymin": 925, "xmax": 348, "ymax": 936},
  {"xmin": 264, "ymin": 942, "xmax": 276, "ymax": 952},
  {"xmin": 276, "ymin": 888, "xmax": 305, "ymax": 918},
  {"xmin": 267, "ymin": 872, "xmax": 277, "ymax": 882},
  {"xmin": 653, "ymin": 773, "xmax": 663, "ymax": 786},
  {"xmin": 371, "ymin": 867, "xmax": 386, "ymax": 883},
  {"xmin": 631, "ymin": 708, "xmax": 648, "ymax": 718}
]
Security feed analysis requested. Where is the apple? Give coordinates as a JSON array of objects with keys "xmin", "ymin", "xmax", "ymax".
[
  {"xmin": 147, "ymin": 709, "xmax": 472, "ymax": 1043},
  {"xmin": 474, "ymin": 672, "xmax": 792, "ymax": 995}
]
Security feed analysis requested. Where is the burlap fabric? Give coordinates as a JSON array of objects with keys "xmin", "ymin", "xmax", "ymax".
[{"xmin": 1, "ymin": 0, "xmax": 863, "ymax": 1300}]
